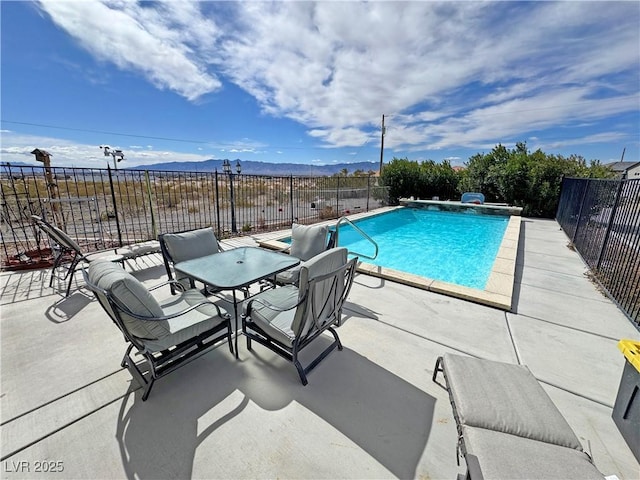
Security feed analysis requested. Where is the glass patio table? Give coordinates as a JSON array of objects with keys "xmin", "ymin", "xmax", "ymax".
[{"xmin": 174, "ymin": 247, "xmax": 300, "ymax": 358}]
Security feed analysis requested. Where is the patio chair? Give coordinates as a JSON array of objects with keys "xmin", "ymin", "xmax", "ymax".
[
  {"xmin": 461, "ymin": 192, "xmax": 485, "ymax": 204},
  {"xmin": 242, "ymin": 247, "xmax": 357, "ymax": 385},
  {"xmin": 31, "ymin": 215, "xmax": 160, "ymax": 297},
  {"xmin": 82, "ymin": 259, "xmax": 233, "ymax": 401},
  {"xmin": 159, "ymin": 227, "xmax": 222, "ymax": 294},
  {"xmin": 271, "ymin": 222, "xmax": 337, "ymax": 286}
]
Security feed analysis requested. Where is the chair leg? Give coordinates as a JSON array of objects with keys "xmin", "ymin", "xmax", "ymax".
[
  {"xmin": 294, "ymin": 359, "xmax": 308, "ymax": 386},
  {"xmin": 432, "ymin": 356, "xmax": 444, "ymax": 383},
  {"xmin": 141, "ymin": 379, "xmax": 155, "ymax": 401},
  {"xmin": 121, "ymin": 344, "xmax": 134, "ymax": 368},
  {"xmin": 64, "ymin": 256, "xmax": 82, "ymax": 296},
  {"xmin": 65, "ymin": 270, "xmax": 76, "ymax": 297},
  {"xmin": 227, "ymin": 323, "xmax": 234, "ymax": 355}
]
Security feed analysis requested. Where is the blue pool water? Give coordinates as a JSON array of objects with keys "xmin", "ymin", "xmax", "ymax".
[{"xmin": 335, "ymin": 208, "xmax": 508, "ymax": 289}]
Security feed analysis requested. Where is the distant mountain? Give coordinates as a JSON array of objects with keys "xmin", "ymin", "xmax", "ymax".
[{"xmin": 128, "ymin": 159, "xmax": 379, "ymax": 176}]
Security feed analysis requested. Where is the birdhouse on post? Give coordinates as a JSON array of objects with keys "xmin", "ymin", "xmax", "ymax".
[
  {"xmin": 31, "ymin": 148, "xmax": 59, "ymax": 215},
  {"xmin": 31, "ymin": 148, "xmax": 51, "ymax": 165}
]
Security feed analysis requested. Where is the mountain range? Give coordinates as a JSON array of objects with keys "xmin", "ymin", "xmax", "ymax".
[
  {"xmin": 1, "ymin": 159, "xmax": 381, "ymax": 176},
  {"xmin": 129, "ymin": 159, "xmax": 380, "ymax": 176}
]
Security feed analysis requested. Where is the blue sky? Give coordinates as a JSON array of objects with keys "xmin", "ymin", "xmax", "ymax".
[{"xmin": 1, "ymin": 1, "xmax": 639, "ymax": 170}]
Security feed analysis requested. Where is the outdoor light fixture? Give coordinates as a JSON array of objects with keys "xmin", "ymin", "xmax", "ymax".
[
  {"xmin": 221, "ymin": 159, "xmax": 241, "ymax": 233},
  {"xmin": 100, "ymin": 145, "xmax": 125, "ymax": 170}
]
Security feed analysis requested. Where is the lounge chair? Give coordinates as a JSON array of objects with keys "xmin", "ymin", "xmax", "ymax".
[
  {"xmin": 461, "ymin": 192, "xmax": 485, "ymax": 204},
  {"xmin": 242, "ymin": 247, "xmax": 357, "ymax": 385},
  {"xmin": 82, "ymin": 259, "xmax": 233, "ymax": 401},
  {"xmin": 271, "ymin": 222, "xmax": 337, "ymax": 286},
  {"xmin": 32, "ymin": 215, "xmax": 160, "ymax": 296},
  {"xmin": 433, "ymin": 353, "xmax": 604, "ymax": 479}
]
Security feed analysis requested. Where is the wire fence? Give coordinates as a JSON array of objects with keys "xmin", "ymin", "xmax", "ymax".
[
  {"xmin": 0, "ymin": 164, "xmax": 389, "ymax": 269},
  {"xmin": 556, "ymin": 177, "xmax": 640, "ymax": 328}
]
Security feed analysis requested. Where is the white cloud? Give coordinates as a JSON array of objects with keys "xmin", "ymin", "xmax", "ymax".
[
  {"xmin": 0, "ymin": 131, "xmax": 212, "ymax": 168},
  {"xmin": 37, "ymin": 0, "xmax": 222, "ymax": 101},
  {"xmin": 32, "ymin": 1, "xmax": 640, "ymax": 153}
]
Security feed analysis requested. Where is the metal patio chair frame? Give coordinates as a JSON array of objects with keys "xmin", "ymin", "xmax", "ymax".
[
  {"xmin": 32, "ymin": 215, "xmax": 143, "ymax": 297},
  {"xmin": 158, "ymin": 226, "xmax": 246, "ymax": 298},
  {"xmin": 82, "ymin": 261, "xmax": 233, "ymax": 401},
  {"xmin": 242, "ymin": 247, "xmax": 357, "ymax": 385}
]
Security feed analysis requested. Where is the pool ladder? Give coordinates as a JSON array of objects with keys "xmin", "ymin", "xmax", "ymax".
[{"xmin": 332, "ymin": 216, "xmax": 379, "ymax": 260}]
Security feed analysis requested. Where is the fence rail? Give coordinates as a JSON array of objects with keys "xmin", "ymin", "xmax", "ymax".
[
  {"xmin": 556, "ymin": 177, "xmax": 640, "ymax": 328},
  {"xmin": 1, "ymin": 164, "xmax": 389, "ymax": 269}
]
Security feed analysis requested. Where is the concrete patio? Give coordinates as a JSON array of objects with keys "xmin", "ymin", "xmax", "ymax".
[{"xmin": 1, "ymin": 217, "xmax": 639, "ymax": 479}]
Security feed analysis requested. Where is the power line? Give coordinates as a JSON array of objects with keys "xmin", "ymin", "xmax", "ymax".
[{"xmin": 0, "ymin": 120, "xmax": 331, "ymax": 151}]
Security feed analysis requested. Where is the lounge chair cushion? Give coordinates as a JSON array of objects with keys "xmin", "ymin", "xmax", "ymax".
[
  {"xmin": 141, "ymin": 289, "xmax": 229, "ymax": 352},
  {"xmin": 442, "ymin": 353, "xmax": 583, "ymax": 450},
  {"xmin": 461, "ymin": 426, "xmax": 604, "ymax": 480},
  {"xmin": 162, "ymin": 228, "xmax": 220, "ymax": 263},
  {"xmin": 290, "ymin": 223, "xmax": 328, "ymax": 261},
  {"xmin": 117, "ymin": 240, "xmax": 160, "ymax": 258},
  {"xmin": 88, "ymin": 260, "xmax": 169, "ymax": 340},
  {"xmin": 243, "ymin": 285, "xmax": 299, "ymax": 347}
]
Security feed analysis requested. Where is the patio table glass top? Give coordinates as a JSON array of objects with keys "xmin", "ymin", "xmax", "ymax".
[{"xmin": 174, "ymin": 246, "xmax": 299, "ymax": 289}]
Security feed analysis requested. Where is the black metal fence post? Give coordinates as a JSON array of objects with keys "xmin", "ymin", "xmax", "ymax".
[
  {"xmin": 366, "ymin": 175, "xmax": 371, "ymax": 211},
  {"xmin": 290, "ymin": 175, "xmax": 294, "ymax": 224},
  {"xmin": 107, "ymin": 166, "xmax": 123, "ymax": 247},
  {"xmin": 144, "ymin": 170, "xmax": 157, "ymax": 240},
  {"xmin": 214, "ymin": 170, "xmax": 221, "ymax": 238},
  {"xmin": 336, "ymin": 176, "xmax": 340, "ymax": 216}
]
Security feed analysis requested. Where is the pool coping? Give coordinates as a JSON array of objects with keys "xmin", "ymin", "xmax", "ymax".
[{"xmin": 257, "ymin": 207, "xmax": 521, "ymax": 311}]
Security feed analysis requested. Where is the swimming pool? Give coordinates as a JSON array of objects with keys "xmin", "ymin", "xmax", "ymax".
[
  {"xmin": 335, "ymin": 208, "xmax": 507, "ymax": 289},
  {"xmin": 259, "ymin": 205, "xmax": 521, "ymax": 310}
]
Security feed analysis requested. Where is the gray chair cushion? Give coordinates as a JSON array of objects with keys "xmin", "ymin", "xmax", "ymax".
[
  {"xmin": 117, "ymin": 240, "xmax": 160, "ymax": 258},
  {"xmin": 290, "ymin": 223, "xmax": 328, "ymax": 261},
  {"xmin": 461, "ymin": 426, "xmax": 604, "ymax": 480},
  {"xmin": 142, "ymin": 289, "xmax": 229, "ymax": 352},
  {"xmin": 162, "ymin": 228, "xmax": 220, "ymax": 263},
  {"xmin": 243, "ymin": 285, "xmax": 299, "ymax": 347},
  {"xmin": 293, "ymin": 247, "xmax": 348, "ymax": 336},
  {"xmin": 443, "ymin": 353, "xmax": 583, "ymax": 450},
  {"xmin": 88, "ymin": 260, "xmax": 169, "ymax": 340},
  {"xmin": 275, "ymin": 263, "xmax": 302, "ymax": 285}
]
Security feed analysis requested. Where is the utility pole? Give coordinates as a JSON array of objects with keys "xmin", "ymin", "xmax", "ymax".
[{"xmin": 378, "ymin": 114, "xmax": 386, "ymax": 176}]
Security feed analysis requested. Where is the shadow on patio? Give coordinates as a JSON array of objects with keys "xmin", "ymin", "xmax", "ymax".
[{"xmin": 117, "ymin": 341, "xmax": 434, "ymax": 479}]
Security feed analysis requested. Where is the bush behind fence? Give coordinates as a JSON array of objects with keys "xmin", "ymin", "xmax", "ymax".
[
  {"xmin": 556, "ymin": 177, "xmax": 640, "ymax": 328},
  {"xmin": 1, "ymin": 164, "xmax": 389, "ymax": 268}
]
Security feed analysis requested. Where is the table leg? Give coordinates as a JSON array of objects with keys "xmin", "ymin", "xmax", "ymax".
[{"xmin": 233, "ymin": 289, "xmax": 239, "ymax": 359}]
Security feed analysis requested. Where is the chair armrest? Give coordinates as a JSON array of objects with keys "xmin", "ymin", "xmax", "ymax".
[
  {"xmin": 148, "ymin": 279, "xmax": 185, "ymax": 292},
  {"xmin": 113, "ymin": 295, "xmax": 228, "ymax": 321},
  {"xmin": 245, "ymin": 292, "xmax": 304, "ymax": 315}
]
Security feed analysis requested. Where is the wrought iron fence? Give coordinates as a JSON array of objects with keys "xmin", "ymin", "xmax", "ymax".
[
  {"xmin": 556, "ymin": 177, "xmax": 640, "ymax": 327},
  {"xmin": 0, "ymin": 164, "xmax": 389, "ymax": 269}
]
